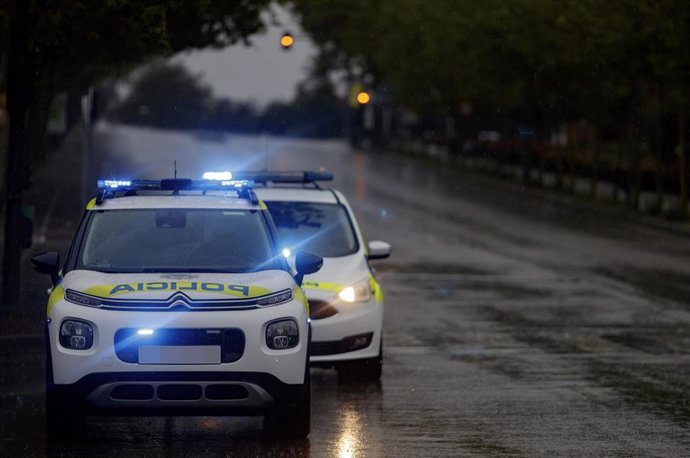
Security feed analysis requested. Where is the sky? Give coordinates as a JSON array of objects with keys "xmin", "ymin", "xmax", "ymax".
[{"xmin": 176, "ymin": 4, "xmax": 318, "ymax": 107}]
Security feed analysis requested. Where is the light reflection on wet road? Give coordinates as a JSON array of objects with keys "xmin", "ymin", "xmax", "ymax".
[{"xmin": 2, "ymin": 125, "xmax": 690, "ymax": 456}]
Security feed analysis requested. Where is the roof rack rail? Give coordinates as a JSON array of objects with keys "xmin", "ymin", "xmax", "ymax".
[
  {"xmin": 230, "ymin": 171, "xmax": 333, "ymax": 184},
  {"xmin": 94, "ymin": 179, "xmax": 258, "ymax": 206}
]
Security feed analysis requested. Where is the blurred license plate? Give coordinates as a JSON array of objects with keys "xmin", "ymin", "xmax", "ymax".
[{"xmin": 138, "ymin": 345, "xmax": 221, "ymax": 364}]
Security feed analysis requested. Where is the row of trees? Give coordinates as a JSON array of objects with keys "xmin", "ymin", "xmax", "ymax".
[
  {"xmin": 110, "ymin": 62, "xmax": 344, "ymax": 137},
  {"xmin": 290, "ymin": 0, "xmax": 689, "ymax": 212},
  {"xmin": 1, "ymin": 0, "xmax": 271, "ymax": 304}
]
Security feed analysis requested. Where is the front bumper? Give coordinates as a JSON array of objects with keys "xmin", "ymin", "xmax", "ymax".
[
  {"xmin": 48, "ymin": 298, "xmax": 309, "ymax": 389},
  {"xmin": 307, "ymin": 293, "xmax": 383, "ymax": 362},
  {"xmin": 49, "ymin": 371, "xmax": 305, "ymax": 416}
]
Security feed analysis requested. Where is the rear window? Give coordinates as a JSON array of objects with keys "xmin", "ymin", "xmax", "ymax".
[{"xmin": 264, "ymin": 201, "xmax": 358, "ymax": 257}]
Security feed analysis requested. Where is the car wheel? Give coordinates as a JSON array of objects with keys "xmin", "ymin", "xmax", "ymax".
[
  {"xmin": 45, "ymin": 329, "xmax": 86, "ymax": 439},
  {"xmin": 46, "ymin": 390, "xmax": 87, "ymax": 440},
  {"xmin": 264, "ymin": 329, "xmax": 311, "ymax": 439},
  {"xmin": 336, "ymin": 338, "xmax": 383, "ymax": 383}
]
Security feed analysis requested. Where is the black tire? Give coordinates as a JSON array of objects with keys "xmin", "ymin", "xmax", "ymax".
[
  {"xmin": 264, "ymin": 327, "xmax": 311, "ymax": 439},
  {"xmin": 336, "ymin": 338, "xmax": 383, "ymax": 383},
  {"xmin": 46, "ymin": 391, "xmax": 87, "ymax": 440},
  {"xmin": 45, "ymin": 326, "xmax": 86, "ymax": 440},
  {"xmin": 263, "ymin": 376, "xmax": 310, "ymax": 439}
]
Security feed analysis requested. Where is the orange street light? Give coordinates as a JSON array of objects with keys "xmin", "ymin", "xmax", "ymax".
[
  {"xmin": 356, "ymin": 91, "xmax": 371, "ymax": 105},
  {"xmin": 280, "ymin": 33, "xmax": 295, "ymax": 49}
]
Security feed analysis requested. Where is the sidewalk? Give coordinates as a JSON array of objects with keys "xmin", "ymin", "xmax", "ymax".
[
  {"xmin": 0, "ymin": 126, "xmax": 95, "ymax": 336},
  {"xmin": 390, "ymin": 145, "xmax": 690, "ymax": 239}
]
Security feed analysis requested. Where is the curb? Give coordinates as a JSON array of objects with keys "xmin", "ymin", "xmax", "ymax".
[{"xmin": 386, "ymin": 148, "xmax": 690, "ymax": 239}]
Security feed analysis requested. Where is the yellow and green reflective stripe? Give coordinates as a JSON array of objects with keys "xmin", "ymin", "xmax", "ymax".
[
  {"xmin": 301, "ymin": 280, "xmax": 345, "ymax": 294},
  {"xmin": 85, "ymin": 198, "xmax": 96, "ymax": 210},
  {"xmin": 47, "ymin": 285, "xmax": 65, "ymax": 316},
  {"xmin": 83, "ymin": 282, "xmax": 272, "ymax": 299},
  {"xmin": 292, "ymin": 286, "xmax": 309, "ymax": 313},
  {"xmin": 369, "ymin": 276, "xmax": 383, "ymax": 301}
]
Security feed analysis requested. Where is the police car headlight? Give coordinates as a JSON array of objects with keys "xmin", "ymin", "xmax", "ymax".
[
  {"xmin": 65, "ymin": 289, "xmax": 102, "ymax": 307},
  {"xmin": 265, "ymin": 319, "xmax": 299, "ymax": 350},
  {"xmin": 338, "ymin": 279, "xmax": 372, "ymax": 303},
  {"xmin": 257, "ymin": 290, "xmax": 293, "ymax": 307},
  {"xmin": 60, "ymin": 320, "xmax": 94, "ymax": 350}
]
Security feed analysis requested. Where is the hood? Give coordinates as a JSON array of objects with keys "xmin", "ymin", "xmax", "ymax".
[
  {"xmin": 61, "ymin": 269, "xmax": 295, "ymax": 302},
  {"xmin": 301, "ymin": 254, "xmax": 370, "ymax": 297}
]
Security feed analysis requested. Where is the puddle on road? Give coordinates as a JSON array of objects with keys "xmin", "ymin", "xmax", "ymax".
[
  {"xmin": 588, "ymin": 360, "xmax": 690, "ymax": 429},
  {"xmin": 478, "ymin": 303, "xmax": 690, "ymax": 430}
]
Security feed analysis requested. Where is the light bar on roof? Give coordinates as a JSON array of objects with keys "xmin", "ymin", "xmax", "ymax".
[
  {"xmin": 202, "ymin": 171, "xmax": 233, "ymax": 181},
  {"xmin": 97, "ymin": 179, "xmax": 132, "ymax": 189}
]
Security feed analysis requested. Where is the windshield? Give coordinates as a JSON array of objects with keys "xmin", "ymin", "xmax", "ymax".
[
  {"xmin": 264, "ymin": 201, "xmax": 358, "ymax": 257},
  {"xmin": 77, "ymin": 209, "xmax": 280, "ymax": 273}
]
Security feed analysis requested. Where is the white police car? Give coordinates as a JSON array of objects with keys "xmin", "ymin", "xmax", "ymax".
[
  {"xmin": 31, "ymin": 178, "xmax": 322, "ymax": 438},
  {"xmin": 245, "ymin": 172, "xmax": 391, "ymax": 382}
]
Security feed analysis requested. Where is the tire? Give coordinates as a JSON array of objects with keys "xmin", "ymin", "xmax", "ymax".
[
  {"xmin": 263, "ymin": 376, "xmax": 310, "ymax": 439},
  {"xmin": 45, "ymin": 326, "xmax": 86, "ymax": 440},
  {"xmin": 46, "ymin": 391, "xmax": 87, "ymax": 440},
  {"xmin": 336, "ymin": 338, "xmax": 383, "ymax": 383},
  {"xmin": 264, "ymin": 326, "xmax": 311, "ymax": 439}
]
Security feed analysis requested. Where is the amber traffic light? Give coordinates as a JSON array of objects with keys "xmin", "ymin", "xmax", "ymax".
[
  {"xmin": 356, "ymin": 91, "xmax": 371, "ymax": 105},
  {"xmin": 280, "ymin": 33, "xmax": 295, "ymax": 49}
]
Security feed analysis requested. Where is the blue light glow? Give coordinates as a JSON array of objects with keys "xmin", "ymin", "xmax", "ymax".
[
  {"xmin": 98, "ymin": 179, "xmax": 132, "ymax": 188},
  {"xmin": 203, "ymin": 171, "xmax": 233, "ymax": 181}
]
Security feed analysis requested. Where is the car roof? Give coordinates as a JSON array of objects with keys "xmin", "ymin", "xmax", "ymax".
[
  {"xmin": 254, "ymin": 187, "xmax": 340, "ymax": 204},
  {"xmin": 88, "ymin": 194, "xmax": 262, "ymax": 211}
]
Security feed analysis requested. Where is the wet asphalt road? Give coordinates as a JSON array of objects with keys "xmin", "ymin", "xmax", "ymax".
[{"xmin": 2, "ymin": 124, "xmax": 690, "ymax": 456}]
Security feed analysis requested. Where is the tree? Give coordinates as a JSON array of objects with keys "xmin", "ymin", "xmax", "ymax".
[
  {"xmin": 110, "ymin": 62, "xmax": 213, "ymax": 130},
  {"xmin": 290, "ymin": 0, "xmax": 689, "ymax": 211},
  {"xmin": 1, "ymin": 0, "xmax": 271, "ymax": 305}
]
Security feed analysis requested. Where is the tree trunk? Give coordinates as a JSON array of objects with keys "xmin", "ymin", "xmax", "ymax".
[
  {"xmin": 589, "ymin": 127, "xmax": 600, "ymax": 198},
  {"xmin": 568, "ymin": 140, "xmax": 577, "ymax": 194},
  {"xmin": 626, "ymin": 115, "xmax": 641, "ymax": 209},
  {"xmin": 25, "ymin": 76, "xmax": 55, "ymax": 162},
  {"xmin": 680, "ymin": 109, "xmax": 688, "ymax": 210},
  {"xmin": 612, "ymin": 132, "xmax": 625, "ymax": 202},
  {"xmin": 2, "ymin": 0, "xmax": 34, "ymax": 306},
  {"xmin": 653, "ymin": 89, "xmax": 664, "ymax": 212}
]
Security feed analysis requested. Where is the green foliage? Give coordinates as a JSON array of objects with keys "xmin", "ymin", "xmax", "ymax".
[
  {"xmin": 110, "ymin": 61, "xmax": 344, "ymax": 137},
  {"xmin": 291, "ymin": 0, "xmax": 690, "ymax": 129},
  {"xmin": 1, "ymin": 0, "xmax": 270, "ymax": 91},
  {"xmin": 109, "ymin": 62, "xmax": 212, "ymax": 129}
]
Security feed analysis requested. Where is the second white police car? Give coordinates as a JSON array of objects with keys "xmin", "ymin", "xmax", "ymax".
[
  {"xmin": 235, "ymin": 171, "xmax": 392, "ymax": 382},
  {"xmin": 32, "ymin": 177, "xmax": 322, "ymax": 439}
]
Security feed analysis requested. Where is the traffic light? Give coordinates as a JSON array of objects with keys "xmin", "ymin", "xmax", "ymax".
[
  {"xmin": 280, "ymin": 32, "xmax": 294, "ymax": 50},
  {"xmin": 356, "ymin": 91, "xmax": 371, "ymax": 105}
]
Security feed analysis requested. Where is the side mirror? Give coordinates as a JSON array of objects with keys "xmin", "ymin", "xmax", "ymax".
[
  {"xmin": 294, "ymin": 251, "xmax": 323, "ymax": 286},
  {"xmin": 31, "ymin": 252, "xmax": 60, "ymax": 284},
  {"xmin": 367, "ymin": 241, "xmax": 391, "ymax": 260}
]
